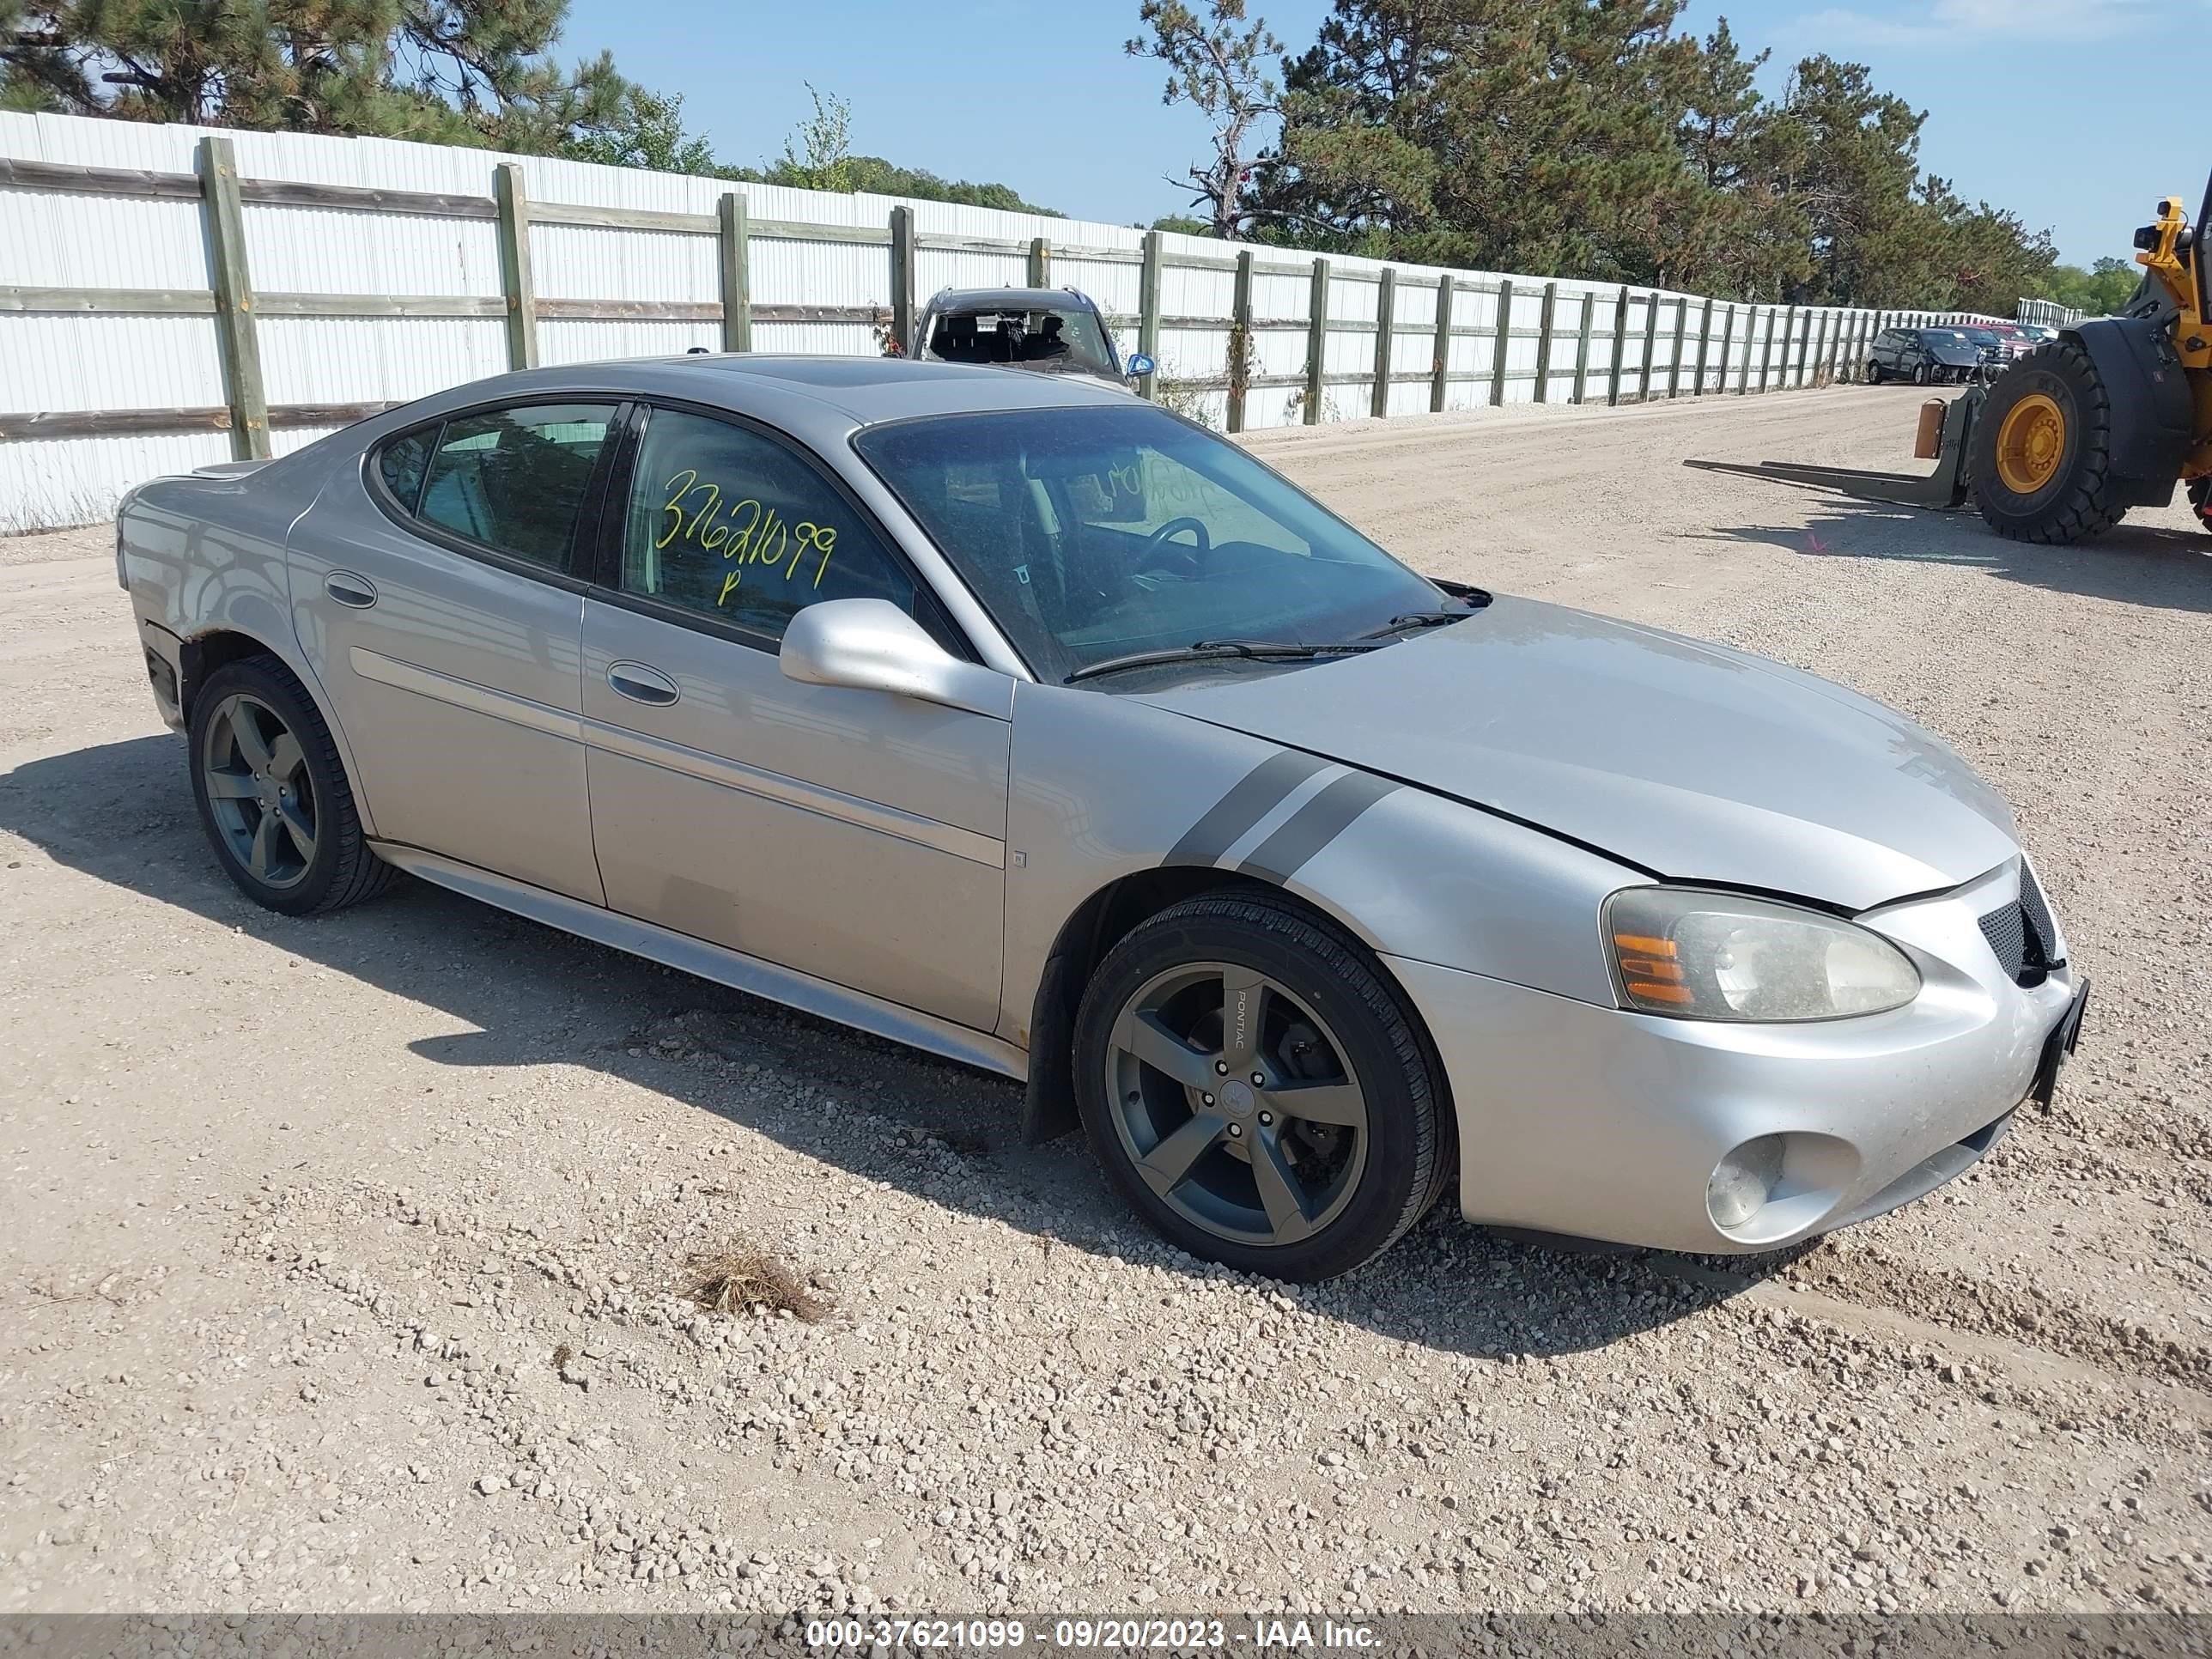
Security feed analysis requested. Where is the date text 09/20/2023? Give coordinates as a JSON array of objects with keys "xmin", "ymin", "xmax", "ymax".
[{"xmin": 802, "ymin": 1617, "xmax": 1383, "ymax": 1649}]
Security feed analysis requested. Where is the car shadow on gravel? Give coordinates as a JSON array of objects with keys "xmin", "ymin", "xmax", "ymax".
[
  {"xmin": 1, "ymin": 732, "xmax": 1798, "ymax": 1360},
  {"xmin": 1710, "ymin": 496, "xmax": 2212, "ymax": 614}
]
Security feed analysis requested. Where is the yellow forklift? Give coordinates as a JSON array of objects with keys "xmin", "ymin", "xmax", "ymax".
[{"xmin": 1690, "ymin": 171, "xmax": 2212, "ymax": 543}]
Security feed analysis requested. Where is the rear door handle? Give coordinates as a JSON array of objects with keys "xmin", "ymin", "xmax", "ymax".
[
  {"xmin": 606, "ymin": 661, "xmax": 679, "ymax": 707},
  {"xmin": 325, "ymin": 571, "xmax": 377, "ymax": 608}
]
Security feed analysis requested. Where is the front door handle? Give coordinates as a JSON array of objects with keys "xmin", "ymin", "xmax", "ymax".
[
  {"xmin": 606, "ymin": 661, "xmax": 679, "ymax": 707},
  {"xmin": 325, "ymin": 571, "xmax": 377, "ymax": 608}
]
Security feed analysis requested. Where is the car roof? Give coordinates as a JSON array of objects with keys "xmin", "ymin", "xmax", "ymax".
[
  {"xmin": 373, "ymin": 353, "xmax": 1133, "ymax": 447},
  {"xmin": 926, "ymin": 287, "xmax": 1100, "ymax": 313}
]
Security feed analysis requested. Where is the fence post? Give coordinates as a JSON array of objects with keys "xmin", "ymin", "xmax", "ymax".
[
  {"xmin": 1716, "ymin": 303, "xmax": 1736, "ymax": 397},
  {"xmin": 1571, "ymin": 291, "xmax": 1595, "ymax": 404},
  {"xmin": 1304, "ymin": 258, "xmax": 1329, "ymax": 425},
  {"xmin": 1692, "ymin": 298, "xmax": 1713, "ymax": 394},
  {"xmin": 1778, "ymin": 304, "xmax": 1796, "ymax": 387},
  {"xmin": 493, "ymin": 163, "xmax": 538, "ymax": 373},
  {"xmin": 1137, "ymin": 229, "xmax": 1163, "ymax": 402},
  {"xmin": 1533, "ymin": 281, "xmax": 1559, "ymax": 404},
  {"xmin": 195, "ymin": 136, "xmax": 269, "ymax": 462},
  {"xmin": 1816, "ymin": 310, "xmax": 1834, "ymax": 384},
  {"xmin": 718, "ymin": 192, "xmax": 752, "ymax": 354},
  {"xmin": 889, "ymin": 205, "xmax": 916, "ymax": 356},
  {"xmin": 1226, "ymin": 248, "xmax": 1254, "ymax": 434},
  {"xmin": 1370, "ymin": 266, "xmax": 1395, "ymax": 419},
  {"xmin": 1666, "ymin": 298, "xmax": 1689, "ymax": 397},
  {"xmin": 1489, "ymin": 279, "xmax": 1515, "ymax": 406},
  {"xmin": 1027, "ymin": 236, "xmax": 1050, "ymax": 289},
  {"xmin": 1638, "ymin": 292, "xmax": 1660, "ymax": 402},
  {"xmin": 1430, "ymin": 278, "xmax": 1455, "ymax": 413},
  {"xmin": 1607, "ymin": 289, "xmax": 1631, "ymax": 405}
]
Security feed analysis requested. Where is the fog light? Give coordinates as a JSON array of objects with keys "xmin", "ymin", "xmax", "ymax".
[{"xmin": 1707, "ymin": 1135, "xmax": 1787, "ymax": 1229}]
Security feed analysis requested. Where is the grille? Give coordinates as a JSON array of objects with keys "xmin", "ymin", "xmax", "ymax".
[
  {"xmin": 1977, "ymin": 863, "xmax": 2063, "ymax": 985},
  {"xmin": 1978, "ymin": 902, "xmax": 2028, "ymax": 980}
]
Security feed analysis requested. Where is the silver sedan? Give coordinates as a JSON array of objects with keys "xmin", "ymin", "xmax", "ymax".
[{"xmin": 117, "ymin": 356, "xmax": 2087, "ymax": 1280}]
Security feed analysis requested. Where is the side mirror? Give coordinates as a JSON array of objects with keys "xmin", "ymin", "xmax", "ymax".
[
  {"xmin": 779, "ymin": 599, "xmax": 1012, "ymax": 720},
  {"xmin": 1124, "ymin": 352, "xmax": 1156, "ymax": 379}
]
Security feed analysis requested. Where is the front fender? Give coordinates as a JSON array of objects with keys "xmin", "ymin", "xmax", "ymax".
[
  {"xmin": 1003, "ymin": 682, "xmax": 1638, "ymax": 1042},
  {"xmin": 2065, "ymin": 316, "xmax": 2195, "ymax": 505}
]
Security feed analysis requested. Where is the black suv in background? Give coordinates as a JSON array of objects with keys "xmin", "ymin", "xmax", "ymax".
[{"xmin": 1866, "ymin": 326, "xmax": 1999, "ymax": 385}]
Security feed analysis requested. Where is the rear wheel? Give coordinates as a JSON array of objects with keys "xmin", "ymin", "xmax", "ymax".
[
  {"xmin": 1865, "ymin": 361, "xmax": 1884, "ymax": 384},
  {"xmin": 1073, "ymin": 893, "xmax": 1448, "ymax": 1282},
  {"xmin": 188, "ymin": 654, "xmax": 396, "ymax": 915},
  {"xmin": 1968, "ymin": 342, "xmax": 2126, "ymax": 544}
]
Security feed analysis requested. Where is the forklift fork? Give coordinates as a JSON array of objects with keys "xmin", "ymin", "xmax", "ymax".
[{"xmin": 1683, "ymin": 389, "xmax": 1983, "ymax": 509}]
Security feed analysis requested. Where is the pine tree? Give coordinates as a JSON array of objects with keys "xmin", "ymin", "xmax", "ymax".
[{"xmin": 1, "ymin": 0, "xmax": 631, "ymax": 152}]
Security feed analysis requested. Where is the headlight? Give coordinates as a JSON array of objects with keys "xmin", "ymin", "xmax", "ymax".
[{"xmin": 1604, "ymin": 887, "xmax": 1921, "ymax": 1022}]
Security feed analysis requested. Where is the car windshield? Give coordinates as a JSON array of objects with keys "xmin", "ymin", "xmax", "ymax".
[
  {"xmin": 926, "ymin": 306, "xmax": 1118, "ymax": 377},
  {"xmin": 854, "ymin": 405, "xmax": 1449, "ymax": 683}
]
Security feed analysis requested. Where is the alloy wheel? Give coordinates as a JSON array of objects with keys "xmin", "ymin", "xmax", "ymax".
[
  {"xmin": 200, "ymin": 692, "xmax": 318, "ymax": 889},
  {"xmin": 1103, "ymin": 962, "xmax": 1370, "ymax": 1247}
]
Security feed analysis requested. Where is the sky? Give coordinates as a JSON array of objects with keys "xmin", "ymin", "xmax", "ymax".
[{"xmin": 556, "ymin": 0, "xmax": 2209, "ymax": 269}]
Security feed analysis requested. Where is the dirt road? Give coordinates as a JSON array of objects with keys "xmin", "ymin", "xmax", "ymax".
[{"xmin": 3, "ymin": 386, "xmax": 2207, "ymax": 1619}]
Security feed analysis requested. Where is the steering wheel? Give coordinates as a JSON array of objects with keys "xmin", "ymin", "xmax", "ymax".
[{"xmin": 1140, "ymin": 515, "xmax": 1212, "ymax": 573}]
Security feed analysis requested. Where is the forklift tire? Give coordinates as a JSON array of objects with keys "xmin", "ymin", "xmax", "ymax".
[{"xmin": 1969, "ymin": 342, "xmax": 2126, "ymax": 545}]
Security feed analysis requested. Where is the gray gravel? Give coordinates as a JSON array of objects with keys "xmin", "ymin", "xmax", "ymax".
[{"xmin": 1, "ymin": 385, "xmax": 2207, "ymax": 1616}]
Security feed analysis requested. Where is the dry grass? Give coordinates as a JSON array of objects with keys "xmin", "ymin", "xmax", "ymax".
[
  {"xmin": 550, "ymin": 1341, "xmax": 574, "ymax": 1371},
  {"xmin": 685, "ymin": 1247, "xmax": 830, "ymax": 1323}
]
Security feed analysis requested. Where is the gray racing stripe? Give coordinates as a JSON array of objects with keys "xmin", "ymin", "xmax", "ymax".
[
  {"xmin": 1237, "ymin": 770, "xmax": 1399, "ymax": 885},
  {"xmin": 1164, "ymin": 750, "xmax": 1333, "ymax": 867}
]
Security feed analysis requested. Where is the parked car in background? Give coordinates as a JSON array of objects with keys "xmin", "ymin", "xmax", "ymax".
[
  {"xmin": 1978, "ymin": 322, "xmax": 2038, "ymax": 360},
  {"xmin": 910, "ymin": 286, "xmax": 1153, "ymax": 392},
  {"xmin": 1866, "ymin": 326, "xmax": 1995, "ymax": 385},
  {"xmin": 115, "ymin": 356, "xmax": 2084, "ymax": 1281}
]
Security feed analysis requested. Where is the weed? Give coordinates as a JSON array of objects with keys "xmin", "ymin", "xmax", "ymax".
[{"xmin": 685, "ymin": 1247, "xmax": 830, "ymax": 1322}]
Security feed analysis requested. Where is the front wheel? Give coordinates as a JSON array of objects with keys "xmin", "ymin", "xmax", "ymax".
[
  {"xmin": 1073, "ymin": 892, "xmax": 1449, "ymax": 1281},
  {"xmin": 1912, "ymin": 362, "xmax": 1932, "ymax": 386},
  {"xmin": 1968, "ymin": 342, "xmax": 2126, "ymax": 544}
]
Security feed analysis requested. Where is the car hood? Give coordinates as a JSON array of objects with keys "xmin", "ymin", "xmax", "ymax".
[
  {"xmin": 1133, "ymin": 596, "xmax": 2018, "ymax": 911},
  {"xmin": 1927, "ymin": 339, "xmax": 1986, "ymax": 365}
]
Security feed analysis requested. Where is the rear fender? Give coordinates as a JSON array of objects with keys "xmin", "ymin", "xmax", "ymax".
[{"xmin": 2065, "ymin": 316, "xmax": 2194, "ymax": 506}]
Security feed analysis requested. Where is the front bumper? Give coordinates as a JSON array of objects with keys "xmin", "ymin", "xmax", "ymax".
[{"xmin": 1385, "ymin": 860, "xmax": 2081, "ymax": 1255}]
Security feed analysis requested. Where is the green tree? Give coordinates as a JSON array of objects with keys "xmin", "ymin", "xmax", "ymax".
[
  {"xmin": 0, "ymin": 0, "xmax": 634, "ymax": 150},
  {"xmin": 840, "ymin": 155, "xmax": 1060, "ymax": 216},
  {"xmin": 2037, "ymin": 256, "xmax": 2140, "ymax": 317},
  {"xmin": 766, "ymin": 82, "xmax": 855, "ymax": 193},
  {"xmin": 560, "ymin": 85, "xmax": 715, "ymax": 173},
  {"xmin": 1127, "ymin": 0, "xmax": 1280, "ymax": 240}
]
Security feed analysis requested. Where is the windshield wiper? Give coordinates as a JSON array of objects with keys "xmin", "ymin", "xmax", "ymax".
[
  {"xmin": 1066, "ymin": 638, "xmax": 1380, "ymax": 684},
  {"xmin": 1357, "ymin": 610, "xmax": 1468, "ymax": 640}
]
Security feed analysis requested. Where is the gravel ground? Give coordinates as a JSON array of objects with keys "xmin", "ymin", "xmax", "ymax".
[{"xmin": 1, "ymin": 385, "xmax": 2207, "ymax": 1619}]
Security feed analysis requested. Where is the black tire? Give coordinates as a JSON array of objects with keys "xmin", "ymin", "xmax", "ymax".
[
  {"xmin": 1865, "ymin": 361, "xmax": 1883, "ymax": 385},
  {"xmin": 2190, "ymin": 477, "xmax": 2211, "ymax": 537},
  {"xmin": 187, "ymin": 653, "xmax": 397, "ymax": 916},
  {"xmin": 1911, "ymin": 362, "xmax": 1931, "ymax": 386},
  {"xmin": 1968, "ymin": 341, "xmax": 2127, "ymax": 545},
  {"xmin": 1073, "ymin": 891, "xmax": 1449, "ymax": 1281}
]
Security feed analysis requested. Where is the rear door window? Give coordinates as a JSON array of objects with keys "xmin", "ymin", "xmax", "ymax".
[{"xmin": 408, "ymin": 404, "xmax": 617, "ymax": 570}]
